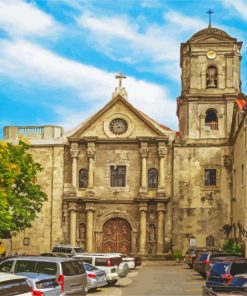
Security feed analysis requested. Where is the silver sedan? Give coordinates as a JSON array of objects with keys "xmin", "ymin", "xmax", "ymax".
[{"xmin": 83, "ymin": 262, "xmax": 107, "ymax": 291}]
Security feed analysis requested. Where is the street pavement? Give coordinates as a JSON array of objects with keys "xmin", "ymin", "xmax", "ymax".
[{"xmin": 91, "ymin": 262, "xmax": 205, "ymax": 295}]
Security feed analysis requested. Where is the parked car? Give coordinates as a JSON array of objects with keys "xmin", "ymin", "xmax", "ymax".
[
  {"xmin": 100, "ymin": 253, "xmax": 135, "ymax": 269},
  {"xmin": 133, "ymin": 256, "xmax": 142, "ymax": 267},
  {"xmin": 16, "ymin": 272, "xmax": 61, "ymax": 296},
  {"xmin": 0, "ymin": 256, "xmax": 88, "ymax": 296},
  {"xmin": 82, "ymin": 262, "xmax": 107, "ymax": 291},
  {"xmin": 52, "ymin": 245, "xmax": 85, "ymax": 256},
  {"xmin": 40, "ymin": 252, "xmax": 71, "ymax": 258},
  {"xmin": 203, "ymin": 285, "xmax": 247, "ymax": 296},
  {"xmin": 205, "ymin": 256, "xmax": 246, "ymax": 279},
  {"xmin": 74, "ymin": 253, "xmax": 129, "ymax": 286},
  {"xmin": 184, "ymin": 248, "xmax": 202, "ymax": 268},
  {"xmin": 194, "ymin": 252, "xmax": 242, "ymax": 277},
  {"xmin": 206, "ymin": 262, "xmax": 247, "ymax": 287},
  {"xmin": 0, "ymin": 272, "xmax": 32, "ymax": 296}
]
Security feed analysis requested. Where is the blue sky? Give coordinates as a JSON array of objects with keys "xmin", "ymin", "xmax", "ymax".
[{"xmin": 1, "ymin": 0, "xmax": 247, "ymax": 138}]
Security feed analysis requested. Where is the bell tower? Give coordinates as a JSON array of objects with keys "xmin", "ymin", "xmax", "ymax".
[{"xmin": 177, "ymin": 26, "xmax": 242, "ymax": 141}]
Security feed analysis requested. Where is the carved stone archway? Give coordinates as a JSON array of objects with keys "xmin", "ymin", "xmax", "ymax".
[{"xmin": 102, "ymin": 218, "xmax": 131, "ymax": 254}]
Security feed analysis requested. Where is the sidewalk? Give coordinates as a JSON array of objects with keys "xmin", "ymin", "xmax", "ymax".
[{"xmin": 142, "ymin": 260, "xmax": 184, "ymax": 266}]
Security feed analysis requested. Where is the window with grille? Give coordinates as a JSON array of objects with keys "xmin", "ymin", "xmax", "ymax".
[
  {"xmin": 204, "ymin": 169, "xmax": 217, "ymax": 186},
  {"xmin": 79, "ymin": 169, "xmax": 88, "ymax": 188},
  {"xmin": 148, "ymin": 168, "xmax": 158, "ymax": 188},
  {"xmin": 110, "ymin": 166, "xmax": 126, "ymax": 187},
  {"xmin": 205, "ymin": 109, "xmax": 218, "ymax": 130}
]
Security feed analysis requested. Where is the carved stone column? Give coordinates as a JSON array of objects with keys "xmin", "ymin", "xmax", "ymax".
[
  {"xmin": 158, "ymin": 143, "xmax": 167, "ymax": 190},
  {"xmin": 140, "ymin": 142, "xmax": 149, "ymax": 192},
  {"xmin": 68, "ymin": 202, "xmax": 77, "ymax": 246},
  {"xmin": 138, "ymin": 202, "xmax": 147, "ymax": 254},
  {"xmin": 157, "ymin": 202, "xmax": 165, "ymax": 254},
  {"xmin": 70, "ymin": 143, "xmax": 79, "ymax": 188},
  {"xmin": 87, "ymin": 142, "xmax": 96, "ymax": 188},
  {"xmin": 86, "ymin": 203, "xmax": 95, "ymax": 252}
]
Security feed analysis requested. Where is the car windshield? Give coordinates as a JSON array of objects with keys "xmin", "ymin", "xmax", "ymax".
[
  {"xmin": 74, "ymin": 248, "xmax": 84, "ymax": 253},
  {"xmin": 212, "ymin": 263, "xmax": 230, "ymax": 275},
  {"xmin": 84, "ymin": 264, "xmax": 98, "ymax": 271},
  {"xmin": 199, "ymin": 253, "xmax": 208, "ymax": 261}
]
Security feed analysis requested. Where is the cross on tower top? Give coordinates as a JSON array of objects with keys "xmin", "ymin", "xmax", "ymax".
[
  {"xmin": 115, "ymin": 72, "xmax": 126, "ymax": 87},
  {"xmin": 206, "ymin": 9, "xmax": 214, "ymax": 28}
]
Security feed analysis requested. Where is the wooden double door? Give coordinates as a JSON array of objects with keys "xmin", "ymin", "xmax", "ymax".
[{"xmin": 102, "ymin": 218, "xmax": 131, "ymax": 254}]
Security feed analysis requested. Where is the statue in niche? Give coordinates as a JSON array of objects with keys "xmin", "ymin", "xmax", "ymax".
[
  {"xmin": 206, "ymin": 66, "xmax": 217, "ymax": 88},
  {"xmin": 148, "ymin": 224, "xmax": 156, "ymax": 255},
  {"xmin": 79, "ymin": 223, "xmax": 86, "ymax": 240}
]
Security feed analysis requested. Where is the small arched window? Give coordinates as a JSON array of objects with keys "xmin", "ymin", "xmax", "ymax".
[
  {"xmin": 206, "ymin": 235, "xmax": 214, "ymax": 247},
  {"xmin": 148, "ymin": 168, "xmax": 158, "ymax": 188},
  {"xmin": 206, "ymin": 66, "xmax": 217, "ymax": 88},
  {"xmin": 79, "ymin": 169, "xmax": 88, "ymax": 188},
  {"xmin": 205, "ymin": 109, "xmax": 218, "ymax": 130}
]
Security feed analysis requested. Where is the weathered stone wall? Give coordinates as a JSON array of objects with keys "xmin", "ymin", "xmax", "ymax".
[
  {"xmin": 173, "ymin": 145, "xmax": 231, "ymax": 252},
  {"xmin": 12, "ymin": 146, "xmax": 64, "ymax": 255},
  {"xmin": 232, "ymin": 119, "xmax": 247, "ymax": 241}
]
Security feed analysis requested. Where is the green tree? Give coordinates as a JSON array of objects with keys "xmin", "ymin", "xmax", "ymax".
[{"xmin": 0, "ymin": 141, "xmax": 47, "ymax": 237}]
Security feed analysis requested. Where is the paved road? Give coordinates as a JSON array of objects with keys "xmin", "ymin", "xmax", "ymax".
[{"xmin": 90, "ymin": 263, "xmax": 205, "ymax": 296}]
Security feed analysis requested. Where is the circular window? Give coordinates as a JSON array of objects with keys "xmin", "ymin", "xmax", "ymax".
[{"xmin": 109, "ymin": 118, "xmax": 128, "ymax": 135}]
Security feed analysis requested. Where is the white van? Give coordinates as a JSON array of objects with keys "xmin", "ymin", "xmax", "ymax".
[{"xmin": 74, "ymin": 253, "xmax": 129, "ymax": 286}]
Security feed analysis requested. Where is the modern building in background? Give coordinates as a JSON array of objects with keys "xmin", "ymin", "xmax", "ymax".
[{"xmin": 3, "ymin": 25, "xmax": 247, "ymax": 257}]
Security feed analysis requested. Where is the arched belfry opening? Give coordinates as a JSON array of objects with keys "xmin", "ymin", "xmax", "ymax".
[{"xmin": 205, "ymin": 109, "xmax": 218, "ymax": 130}]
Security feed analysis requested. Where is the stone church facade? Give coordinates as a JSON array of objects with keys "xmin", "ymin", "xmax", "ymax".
[{"xmin": 3, "ymin": 26, "xmax": 247, "ymax": 256}]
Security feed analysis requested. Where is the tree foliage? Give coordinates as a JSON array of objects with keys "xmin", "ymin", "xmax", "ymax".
[
  {"xmin": 223, "ymin": 238, "xmax": 243, "ymax": 255},
  {"xmin": 0, "ymin": 141, "xmax": 47, "ymax": 236}
]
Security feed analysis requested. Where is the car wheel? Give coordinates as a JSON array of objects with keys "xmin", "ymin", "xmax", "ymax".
[{"xmin": 108, "ymin": 280, "xmax": 118, "ymax": 286}]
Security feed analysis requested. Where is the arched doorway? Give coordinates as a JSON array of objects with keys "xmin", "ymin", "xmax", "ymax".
[{"xmin": 102, "ymin": 218, "xmax": 131, "ymax": 254}]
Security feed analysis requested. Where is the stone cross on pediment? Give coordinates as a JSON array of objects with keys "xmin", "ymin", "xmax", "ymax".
[{"xmin": 115, "ymin": 72, "xmax": 126, "ymax": 87}]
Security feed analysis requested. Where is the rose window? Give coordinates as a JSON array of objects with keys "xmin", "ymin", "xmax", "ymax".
[{"xmin": 109, "ymin": 118, "xmax": 128, "ymax": 135}]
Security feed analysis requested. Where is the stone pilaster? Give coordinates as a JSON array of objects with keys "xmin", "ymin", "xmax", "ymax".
[
  {"xmin": 86, "ymin": 203, "xmax": 95, "ymax": 252},
  {"xmin": 140, "ymin": 142, "xmax": 149, "ymax": 192},
  {"xmin": 70, "ymin": 143, "xmax": 79, "ymax": 188},
  {"xmin": 68, "ymin": 202, "xmax": 77, "ymax": 246},
  {"xmin": 87, "ymin": 142, "xmax": 96, "ymax": 188},
  {"xmin": 138, "ymin": 202, "xmax": 147, "ymax": 254},
  {"xmin": 156, "ymin": 202, "xmax": 166, "ymax": 254},
  {"xmin": 158, "ymin": 143, "xmax": 167, "ymax": 191}
]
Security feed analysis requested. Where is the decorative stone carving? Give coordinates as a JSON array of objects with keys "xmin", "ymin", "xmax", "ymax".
[
  {"xmin": 87, "ymin": 143, "xmax": 96, "ymax": 158},
  {"xmin": 140, "ymin": 147, "xmax": 149, "ymax": 158},
  {"xmin": 70, "ymin": 142, "xmax": 79, "ymax": 158},
  {"xmin": 158, "ymin": 146, "xmax": 167, "ymax": 157}
]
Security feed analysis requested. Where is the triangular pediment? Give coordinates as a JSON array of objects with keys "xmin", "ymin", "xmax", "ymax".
[
  {"xmin": 190, "ymin": 34, "xmax": 235, "ymax": 44},
  {"xmin": 68, "ymin": 95, "xmax": 174, "ymax": 140},
  {"xmin": 189, "ymin": 27, "xmax": 236, "ymax": 44}
]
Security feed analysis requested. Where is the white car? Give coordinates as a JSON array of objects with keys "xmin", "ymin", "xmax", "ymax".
[
  {"xmin": 74, "ymin": 253, "xmax": 128, "ymax": 286},
  {"xmin": 0, "ymin": 272, "xmax": 32, "ymax": 296},
  {"xmin": 107, "ymin": 253, "xmax": 136, "ymax": 269}
]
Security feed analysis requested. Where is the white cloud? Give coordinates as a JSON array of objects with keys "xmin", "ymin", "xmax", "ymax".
[
  {"xmin": 164, "ymin": 10, "xmax": 207, "ymax": 31},
  {"xmin": 76, "ymin": 10, "xmax": 208, "ymax": 81},
  {"xmin": 221, "ymin": 0, "xmax": 247, "ymax": 22},
  {"xmin": 0, "ymin": 38, "xmax": 177, "ymax": 129},
  {"xmin": 0, "ymin": 0, "xmax": 62, "ymax": 37}
]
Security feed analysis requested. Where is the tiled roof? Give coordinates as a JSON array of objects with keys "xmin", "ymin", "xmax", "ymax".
[{"xmin": 235, "ymin": 99, "xmax": 246, "ymax": 111}]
